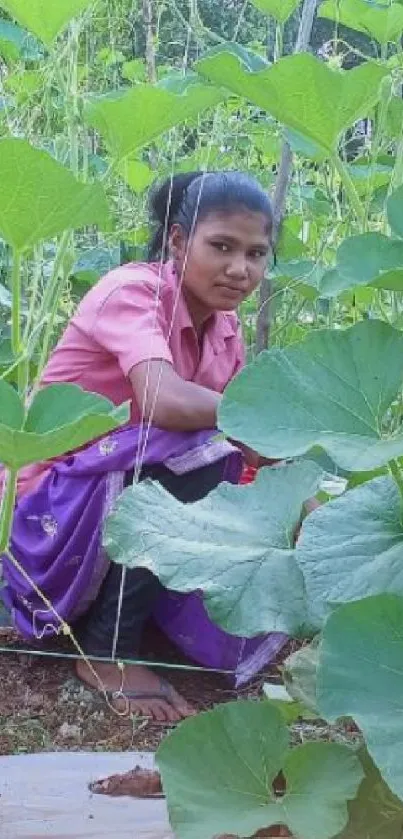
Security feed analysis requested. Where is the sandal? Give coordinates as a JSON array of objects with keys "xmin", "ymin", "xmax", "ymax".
[{"xmin": 107, "ymin": 676, "xmax": 179, "ymax": 715}]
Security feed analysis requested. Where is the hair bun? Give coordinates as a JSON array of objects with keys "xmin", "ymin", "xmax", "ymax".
[{"xmin": 149, "ymin": 171, "xmax": 203, "ymax": 226}]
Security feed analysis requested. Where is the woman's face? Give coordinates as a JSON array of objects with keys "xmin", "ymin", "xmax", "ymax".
[{"xmin": 170, "ymin": 209, "xmax": 271, "ymax": 313}]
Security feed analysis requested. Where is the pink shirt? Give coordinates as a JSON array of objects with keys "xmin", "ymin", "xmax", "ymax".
[
  {"xmin": 41, "ymin": 260, "xmax": 245, "ymax": 419},
  {"xmin": 16, "ymin": 261, "xmax": 244, "ymax": 496}
]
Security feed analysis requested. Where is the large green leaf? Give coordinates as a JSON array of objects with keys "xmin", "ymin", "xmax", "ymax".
[
  {"xmin": 157, "ymin": 701, "xmax": 363, "ymax": 839},
  {"xmin": 338, "ymin": 749, "xmax": 403, "ymax": 839},
  {"xmin": 319, "ymin": 0, "xmax": 403, "ymax": 45},
  {"xmin": 0, "ymin": 0, "xmax": 94, "ymax": 47},
  {"xmin": 196, "ymin": 51, "xmax": 388, "ymax": 154},
  {"xmin": 220, "ymin": 320, "xmax": 403, "ymax": 472},
  {"xmin": 283, "ymin": 639, "xmax": 320, "ymax": 714},
  {"xmin": 317, "ymin": 594, "xmax": 403, "ymax": 801},
  {"xmin": 0, "ymin": 139, "xmax": 110, "ymax": 252},
  {"xmin": 204, "ymin": 42, "xmax": 269, "ymax": 72},
  {"xmin": 0, "ymin": 20, "xmax": 42, "ymax": 60},
  {"xmin": 116, "ymin": 158, "xmax": 155, "ymax": 194},
  {"xmin": 0, "ymin": 380, "xmax": 24, "ymax": 431},
  {"xmin": 297, "ymin": 477, "xmax": 403, "ymax": 628},
  {"xmin": 335, "ymin": 232, "xmax": 403, "ymax": 293},
  {"xmin": 287, "ymin": 127, "xmax": 327, "ymax": 162},
  {"xmin": 274, "ymin": 259, "xmax": 326, "ymax": 300},
  {"xmin": 250, "ymin": 0, "xmax": 300, "ymax": 23},
  {"xmin": 0, "ymin": 381, "xmax": 129, "ymax": 469},
  {"xmin": 104, "ymin": 461, "xmax": 322, "ymax": 637},
  {"xmin": 84, "ymin": 83, "xmax": 226, "ymax": 162}
]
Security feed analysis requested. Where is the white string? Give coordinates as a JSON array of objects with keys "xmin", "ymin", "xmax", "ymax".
[
  {"xmin": 111, "ymin": 108, "xmax": 223, "ymax": 660},
  {"xmin": 133, "ymin": 112, "xmax": 222, "ymax": 480}
]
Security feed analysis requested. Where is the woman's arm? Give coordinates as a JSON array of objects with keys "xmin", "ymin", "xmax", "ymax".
[
  {"xmin": 129, "ymin": 360, "xmax": 221, "ymax": 431},
  {"xmin": 130, "ymin": 361, "xmax": 279, "ymax": 467}
]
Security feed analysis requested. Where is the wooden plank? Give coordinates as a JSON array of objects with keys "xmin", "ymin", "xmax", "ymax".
[{"xmin": 0, "ymin": 751, "xmax": 174, "ymax": 839}]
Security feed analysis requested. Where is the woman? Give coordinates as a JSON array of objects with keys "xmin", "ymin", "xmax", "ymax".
[{"xmin": 2, "ymin": 171, "xmax": 286, "ymax": 723}]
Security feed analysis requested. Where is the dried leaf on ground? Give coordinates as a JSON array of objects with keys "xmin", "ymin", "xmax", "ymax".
[{"xmin": 89, "ymin": 765, "xmax": 163, "ymax": 798}]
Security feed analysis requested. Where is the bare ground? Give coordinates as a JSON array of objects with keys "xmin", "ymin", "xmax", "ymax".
[
  {"xmin": 0, "ymin": 623, "xmax": 291, "ymax": 755},
  {"xmin": 0, "ymin": 621, "xmax": 359, "ymax": 758}
]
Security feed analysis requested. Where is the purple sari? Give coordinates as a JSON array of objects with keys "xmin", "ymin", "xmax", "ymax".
[{"xmin": 1, "ymin": 426, "xmax": 287, "ymax": 685}]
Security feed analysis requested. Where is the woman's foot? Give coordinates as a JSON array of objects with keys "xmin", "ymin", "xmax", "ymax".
[{"xmin": 75, "ymin": 658, "xmax": 196, "ymax": 723}]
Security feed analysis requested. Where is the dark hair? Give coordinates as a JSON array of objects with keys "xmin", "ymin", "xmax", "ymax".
[{"xmin": 148, "ymin": 170, "xmax": 273, "ymax": 261}]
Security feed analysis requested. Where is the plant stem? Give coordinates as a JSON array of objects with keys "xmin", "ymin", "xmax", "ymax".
[
  {"xmin": 23, "ymin": 245, "xmax": 43, "ymax": 344},
  {"xmin": 10, "ymin": 249, "xmax": 29, "ymax": 395},
  {"xmin": 11, "ymin": 249, "xmax": 22, "ymax": 359},
  {"xmin": 30, "ymin": 25, "xmax": 81, "ymax": 381},
  {"xmin": 274, "ymin": 22, "xmax": 284, "ymax": 62},
  {"xmin": 169, "ymin": 0, "xmax": 225, "ymax": 46},
  {"xmin": 256, "ymin": 0, "xmax": 319, "ymax": 353},
  {"xmin": 31, "ymin": 231, "xmax": 71, "ymax": 361},
  {"xmin": 143, "ymin": 0, "xmax": 157, "ymax": 84},
  {"xmin": 363, "ymin": 76, "xmax": 392, "ymax": 229},
  {"xmin": 331, "ymin": 153, "xmax": 365, "ymax": 225},
  {"xmin": 388, "ymin": 108, "xmax": 403, "ymax": 200},
  {"xmin": 36, "ymin": 276, "xmax": 66, "ymax": 376},
  {"xmin": 0, "ymin": 470, "xmax": 17, "ymax": 553},
  {"xmin": 389, "ymin": 459, "xmax": 403, "ymax": 507}
]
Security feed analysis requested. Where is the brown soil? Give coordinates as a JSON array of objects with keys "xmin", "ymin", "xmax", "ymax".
[{"xmin": 0, "ymin": 623, "xmax": 290, "ymax": 756}]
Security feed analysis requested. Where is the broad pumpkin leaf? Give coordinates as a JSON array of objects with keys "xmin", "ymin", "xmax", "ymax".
[
  {"xmin": 317, "ymin": 594, "xmax": 403, "ymax": 801},
  {"xmin": 0, "ymin": 20, "xmax": 41, "ymax": 60},
  {"xmin": 318, "ymin": 0, "xmax": 403, "ymax": 45},
  {"xmin": 287, "ymin": 127, "xmax": 327, "ymax": 162},
  {"xmin": 335, "ymin": 232, "xmax": 403, "ymax": 292},
  {"xmin": 157, "ymin": 701, "xmax": 363, "ymax": 839},
  {"xmin": 116, "ymin": 158, "xmax": 154, "ymax": 194},
  {"xmin": 0, "ymin": 0, "xmax": 94, "ymax": 47},
  {"xmin": 220, "ymin": 319, "xmax": 403, "ymax": 472},
  {"xmin": 196, "ymin": 51, "xmax": 389, "ymax": 154},
  {"xmin": 250, "ymin": 0, "xmax": 300, "ymax": 23},
  {"xmin": 104, "ymin": 461, "xmax": 322, "ymax": 637},
  {"xmin": 274, "ymin": 259, "xmax": 326, "ymax": 300},
  {"xmin": 0, "ymin": 139, "xmax": 110, "ymax": 253},
  {"xmin": 297, "ymin": 476, "xmax": 403, "ymax": 628},
  {"xmin": 317, "ymin": 267, "xmax": 362, "ymax": 298},
  {"xmin": 0, "ymin": 381, "xmax": 129, "ymax": 469},
  {"xmin": 338, "ymin": 748, "xmax": 403, "ymax": 839},
  {"xmin": 84, "ymin": 83, "xmax": 226, "ymax": 161}
]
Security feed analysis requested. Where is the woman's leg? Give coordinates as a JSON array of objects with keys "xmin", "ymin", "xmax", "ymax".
[{"xmin": 75, "ymin": 460, "xmax": 224, "ymax": 721}]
